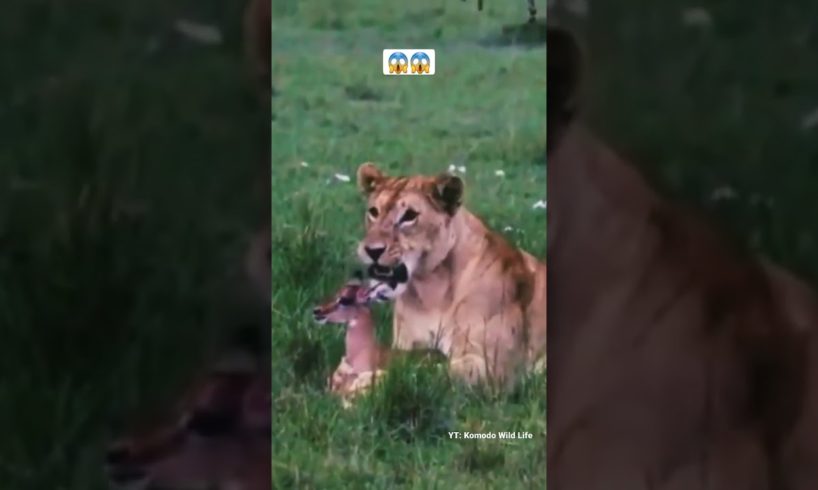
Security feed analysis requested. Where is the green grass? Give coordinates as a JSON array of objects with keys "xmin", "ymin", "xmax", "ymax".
[
  {"xmin": 0, "ymin": 1, "xmax": 267, "ymax": 488},
  {"xmin": 270, "ymin": 0, "xmax": 546, "ymax": 487}
]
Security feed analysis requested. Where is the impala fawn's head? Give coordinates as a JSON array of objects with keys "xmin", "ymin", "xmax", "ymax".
[
  {"xmin": 105, "ymin": 370, "xmax": 270, "ymax": 489},
  {"xmin": 312, "ymin": 272, "xmax": 374, "ymax": 325},
  {"xmin": 107, "ymin": 428, "xmax": 269, "ymax": 490}
]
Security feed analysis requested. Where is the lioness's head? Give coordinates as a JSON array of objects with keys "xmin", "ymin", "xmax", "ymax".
[{"xmin": 355, "ymin": 162, "xmax": 464, "ymax": 298}]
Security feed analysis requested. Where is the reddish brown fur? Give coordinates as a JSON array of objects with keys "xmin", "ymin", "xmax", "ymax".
[
  {"xmin": 314, "ymin": 279, "xmax": 391, "ymax": 385},
  {"xmin": 314, "ymin": 278, "xmax": 448, "ymax": 405}
]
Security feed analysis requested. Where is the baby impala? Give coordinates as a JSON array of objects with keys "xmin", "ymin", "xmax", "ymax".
[
  {"xmin": 313, "ymin": 273, "xmax": 393, "ymax": 407},
  {"xmin": 105, "ymin": 363, "xmax": 270, "ymax": 490}
]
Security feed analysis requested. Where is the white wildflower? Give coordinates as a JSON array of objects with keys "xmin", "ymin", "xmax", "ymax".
[
  {"xmin": 174, "ymin": 20, "xmax": 223, "ymax": 45},
  {"xmin": 801, "ymin": 107, "xmax": 818, "ymax": 130},
  {"xmin": 300, "ymin": 161, "xmax": 310, "ymax": 168},
  {"xmin": 750, "ymin": 193, "xmax": 776, "ymax": 208},
  {"xmin": 709, "ymin": 186, "xmax": 738, "ymax": 201},
  {"xmin": 495, "ymin": 170, "xmax": 506, "ymax": 177},
  {"xmin": 532, "ymin": 200, "xmax": 547, "ymax": 210},
  {"xmin": 334, "ymin": 173, "xmax": 351, "ymax": 182},
  {"xmin": 681, "ymin": 7, "xmax": 713, "ymax": 28},
  {"xmin": 503, "ymin": 226, "xmax": 514, "ymax": 232}
]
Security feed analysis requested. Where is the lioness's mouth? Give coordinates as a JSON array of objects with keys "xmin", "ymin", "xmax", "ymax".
[{"xmin": 367, "ymin": 263, "xmax": 409, "ymax": 285}]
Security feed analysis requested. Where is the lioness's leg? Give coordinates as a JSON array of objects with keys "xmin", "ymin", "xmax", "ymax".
[
  {"xmin": 448, "ymin": 307, "xmax": 526, "ymax": 387},
  {"xmin": 449, "ymin": 353, "xmax": 489, "ymax": 385}
]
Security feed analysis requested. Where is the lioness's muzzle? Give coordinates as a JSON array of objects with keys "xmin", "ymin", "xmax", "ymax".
[{"xmin": 367, "ymin": 263, "xmax": 409, "ymax": 286}]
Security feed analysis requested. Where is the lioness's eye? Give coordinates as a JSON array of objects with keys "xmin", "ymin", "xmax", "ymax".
[
  {"xmin": 368, "ymin": 207, "xmax": 379, "ymax": 219},
  {"xmin": 400, "ymin": 208, "xmax": 419, "ymax": 223}
]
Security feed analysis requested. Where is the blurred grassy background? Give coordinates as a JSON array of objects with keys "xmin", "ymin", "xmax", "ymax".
[
  {"xmin": 0, "ymin": 0, "xmax": 267, "ymax": 487},
  {"xmin": 270, "ymin": 0, "xmax": 546, "ymax": 488},
  {"xmin": 554, "ymin": 0, "xmax": 818, "ymax": 282}
]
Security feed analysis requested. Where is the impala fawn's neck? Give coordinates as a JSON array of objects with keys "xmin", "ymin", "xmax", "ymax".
[{"xmin": 345, "ymin": 308, "xmax": 386, "ymax": 373}]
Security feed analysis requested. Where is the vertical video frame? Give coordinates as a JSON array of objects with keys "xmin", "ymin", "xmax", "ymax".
[{"xmin": 271, "ymin": 0, "xmax": 546, "ymax": 486}]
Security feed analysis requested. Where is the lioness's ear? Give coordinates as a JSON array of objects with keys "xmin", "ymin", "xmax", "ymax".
[
  {"xmin": 433, "ymin": 173, "xmax": 464, "ymax": 215},
  {"xmin": 357, "ymin": 162, "xmax": 385, "ymax": 195}
]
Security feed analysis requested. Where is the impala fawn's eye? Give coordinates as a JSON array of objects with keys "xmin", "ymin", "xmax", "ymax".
[
  {"xmin": 338, "ymin": 296, "xmax": 355, "ymax": 306},
  {"xmin": 368, "ymin": 207, "xmax": 379, "ymax": 219},
  {"xmin": 399, "ymin": 208, "xmax": 419, "ymax": 224}
]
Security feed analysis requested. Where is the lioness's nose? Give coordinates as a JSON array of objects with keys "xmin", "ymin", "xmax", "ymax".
[{"xmin": 364, "ymin": 245, "xmax": 385, "ymax": 261}]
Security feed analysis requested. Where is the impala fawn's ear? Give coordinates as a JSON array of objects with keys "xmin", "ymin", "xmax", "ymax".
[
  {"xmin": 357, "ymin": 162, "xmax": 385, "ymax": 196},
  {"xmin": 433, "ymin": 173, "xmax": 464, "ymax": 215}
]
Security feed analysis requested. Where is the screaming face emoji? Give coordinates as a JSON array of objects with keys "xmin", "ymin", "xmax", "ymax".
[
  {"xmin": 410, "ymin": 52, "xmax": 430, "ymax": 74},
  {"xmin": 388, "ymin": 52, "xmax": 408, "ymax": 74}
]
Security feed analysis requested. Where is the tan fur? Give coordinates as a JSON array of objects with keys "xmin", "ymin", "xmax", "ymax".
[
  {"xmin": 355, "ymin": 163, "xmax": 546, "ymax": 387},
  {"xmin": 547, "ymin": 122, "xmax": 818, "ymax": 489}
]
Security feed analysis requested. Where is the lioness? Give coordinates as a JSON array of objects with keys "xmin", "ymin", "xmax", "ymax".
[
  {"xmin": 354, "ymin": 163, "xmax": 546, "ymax": 386},
  {"xmin": 547, "ymin": 26, "xmax": 818, "ymax": 489}
]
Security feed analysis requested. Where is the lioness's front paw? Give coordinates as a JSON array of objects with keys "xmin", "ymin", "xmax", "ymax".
[{"xmin": 448, "ymin": 354, "xmax": 489, "ymax": 385}]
